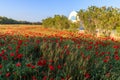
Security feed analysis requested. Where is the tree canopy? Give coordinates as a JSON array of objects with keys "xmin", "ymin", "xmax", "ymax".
[
  {"xmin": 42, "ymin": 15, "xmax": 79, "ymax": 30},
  {"xmin": 78, "ymin": 6, "xmax": 120, "ymax": 35}
]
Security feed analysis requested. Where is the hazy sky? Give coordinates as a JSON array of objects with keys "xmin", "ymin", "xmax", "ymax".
[{"xmin": 0, "ymin": 0, "xmax": 120, "ymax": 22}]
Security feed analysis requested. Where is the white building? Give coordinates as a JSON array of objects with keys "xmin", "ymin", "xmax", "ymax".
[{"xmin": 68, "ymin": 11, "xmax": 80, "ymax": 22}]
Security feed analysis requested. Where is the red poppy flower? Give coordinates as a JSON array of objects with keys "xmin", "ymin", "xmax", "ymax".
[
  {"xmin": 103, "ymin": 59, "xmax": 109, "ymax": 63},
  {"xmin": 10, "ymin": 53, "xmax": 14, "ymax": 57},
  {"xmin": 32, "ymin": 76, "xmax": 37, "ymax": 80},
  {"xmin": 61, "ymin": 78, "xmax": 65, "ymax": 80},
  {"xmin": 18, "ymin": 40, "xmax": 23, "ymax": 45},
  {"xmin": 114, "ymin": 55, "xmax": 119, "ymax": 60},
  {"xmin": 16, "ymin": 49, "xmax": 19, "ymax": 54},
  {"xmin": 49, "ymin": 65, "xmax": 54, "ymax": 71},
  {"xmin": 85, "ymin": 73, "xmax": 90, "ymax": 79},
  {"xmin": 42, "ymin": 76, "xmax": 47, "ymax": 80},
  {"xmin": 36, "ymin": 40, "xmax": 40, "ymax": 44},
  {"xmin": 57, "ymin": 65, "xmax": 61, "ymax": 69},
  {"xmin": 16, "ymin": 54, "xmax": 23, "ymax": 59},
  {"xmin": 8, "ymin": 46, "xmax": 12, "ymax": 50},
  {"xmin": 0, "ymin": 64, "xmax": 2, "ymax": 69},
  {"xmin": 1, "ymin": 50, "xmax": 5, "ymax": 54},
  {"xmin": 26, "ymin": 63, "xmax": 32, "ymax": 67},
  {"xmin": 37, "ymin": 60, "xmax": 46, "ymax": 66},
  {"xmin": 31, "ymin": 65, "xmax": 36, "ymax": 69},
  {"xmin": 16, "ymin": 62, "xmax": 21, "ymax": 67},
  {"xmin": 2, "ymin": 55, "xmax": 8, "ymax": 60},
  {"xmin": 113, "ymin": 45, "xmax": 119, "ymax": 49},
  {"xmin": 6, "ymin": 72, "xmax": 10, "ymax": 77}
]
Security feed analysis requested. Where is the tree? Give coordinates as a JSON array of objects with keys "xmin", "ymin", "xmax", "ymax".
[
  {"xmin": 78, "ymin": 6, "xmax": 120, "ymax": 36},
  {"xmin": 42, "ymin": 15, "xmax": 79, "ymax": 30}
]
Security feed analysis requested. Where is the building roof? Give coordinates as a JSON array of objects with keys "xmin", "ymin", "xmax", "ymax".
[{"xmin": 68, "ymin": 11, "xmax": 78, "ymax": 22}]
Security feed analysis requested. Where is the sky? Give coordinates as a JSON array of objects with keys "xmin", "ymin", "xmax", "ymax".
[{"xmin": 0, "ymin": 0, "xmax": 120, "ymax": 22}]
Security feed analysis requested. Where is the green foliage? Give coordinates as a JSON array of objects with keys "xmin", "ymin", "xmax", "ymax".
[
  {"xmin": 0, "ymin": 33, "xmax": 120, "ymax": 80},
  {"xmin": 42, "ymin": 6, "xmax": 120, "ymax": 34},
  {"xmin": 42, "ymin": 17, "xmax": 54, "ymax": 28},
  {"xmin": 0, "ymin": 16, "xmax": 42, "ymax": 24},
  {"xmin": 42, "ymin": 15, "xmax": 79, "ymax": 30},
  {"xmin": 116, "ymin": 26, "xmax": 120, "ymax": 36},
  {"xmin": 78, "ymin": 6, "xmax": 120, "ymax": 35}
]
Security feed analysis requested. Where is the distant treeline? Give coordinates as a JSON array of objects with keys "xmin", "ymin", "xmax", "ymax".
[{"xmin": 0, "ymin": 16, "xmax": 42, "ymax": 25}]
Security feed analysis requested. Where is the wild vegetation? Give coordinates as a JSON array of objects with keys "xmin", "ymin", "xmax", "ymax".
[
  {"xmin": 0, "ymin": 16, "xmax": 41, "ymax": 25},
  {"xmin": 42, "ymin": 15, "xmax": 79, "ymax": 30},
  {"xmin": 0, "ymin": 6, "xmax": 120, "ymax": 80},
  {"xmin": 78, "ymin": 6, "xmax": 120, "ymax": 36},
  {"xmin": 0, "ymin": 25, "xmax": 120, "ymax": 80},
  {"xmin": 42, "ymin": 6, "xmax": 120, "ymax": 36}
]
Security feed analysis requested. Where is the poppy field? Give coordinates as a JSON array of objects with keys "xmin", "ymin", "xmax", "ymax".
[{"xmin": 0, "ymin": 25, "xmax": 120, "ymax": 80}]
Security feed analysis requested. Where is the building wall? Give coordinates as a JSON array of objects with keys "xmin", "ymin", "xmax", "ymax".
[{"xmin": 68, "ymin": 11, "xmax": 80, "ymax": 22}]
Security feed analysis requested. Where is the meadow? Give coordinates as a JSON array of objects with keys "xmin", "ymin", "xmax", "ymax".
[{"xmin": 0, "ymin": 25, "xmax": 120, "ymax": 80}]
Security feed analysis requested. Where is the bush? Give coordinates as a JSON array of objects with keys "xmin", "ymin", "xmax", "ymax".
[{"xmin": 42, "ymin": 15, "xmax": 79, "ymax": 30}]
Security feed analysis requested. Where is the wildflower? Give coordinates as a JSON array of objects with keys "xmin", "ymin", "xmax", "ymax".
[
  {"xmin": 42, "ymin": 76, "xmax": 47, "ymax": 80},
  {"xmin": 107, "ymin": 51, "xmax": 110, "ymax": 54},
  {"xmin": 49, "ymin": 60, "xmax": 54, "ymax": 63},
  {"xmin": 85, "ymin": 55, "xmax": 91, "ymax": 60},
  {"xmin": 8, "ymin": 46, "xmax": 12, "ymax": 50},
  {"xmin": 2, "ymin": 55, "xmax": 8, "ymax": 60},
  {"xmin": 57, "ymin": 65, "xmax": 61, "ymax": 69},
  {"xmin": 16, "ymin": 62, "xmax": 21, "ymax": 67},
  {"xmin": 66, "ymin": 50, "xmax": 69, "ymax": 55},
  {"xmin": 49, "ymin": 65, "xmax": 54, "ymax": 71},
  {"xmin": 32, "ymin": 76, "xmax": 37, "ymax": 80},
  {"xmin": 16, "ymin": 49, "xmax": 19, "ymax": 54},
  {"xmin": 37, "ymin": 60, "xmax": 46, "ymax": 66},
  {"xmin": 10, "ymin": 53, "xmax": 14, "ymax": 57},
  {"xmin": 61, "ymin": 78, "xmax": 65, "ymax": 80},
  {"xmin": 95, "ymin": 52, "xmax": 99, "ymax": 56},
  {"xmin": 50, "ymin": 78, "xmax": 54, "ymax": 80},
  {"xmin": 87, "ymin": 46, "xmax": 92, "ymax": 50},
  {"xmin": 16, "ymin": 45, "xmax": 20, "ymax": 49},
  {"xmin": 64, "ymin": 45, "xmax": 68, "ymax": 49},
  {"xmin": 18, "ymin": 40, "xmax": 23, "ymax": 45},
  {"xmin": 103, "ymin": 59, "xmax": 109, "ymax": 63},
  {"xmin": 31, "ymin": 65, "xmax": 36, "ymax": 69},
  {"xmin": 114, "ymin": 51, "xmax": 118, "ymax": 54},
  {"xmin": 114, "ymin": 55, "xmax": 119, "ymax": 60},
  {"xmin": 36, "ymin": 40, "xmax": 40, "ymax": 44},
  {"xmin": 1, "ymin": 50, "xmax": 5, "ymax": 54},
  {"xmin": 89, "ymin": 41, "xmax": 93, "ymax": 44},
  {"xmin": 113, "ymin": 45, "xmax": 119, "ymax": 49},
  {"xmin": 0, "ymin": 64, "xmax": 2, "ymax": 69},
  {"xmin": 13, "ymin": 72, "xmax": 16, "ymax": 75},
  {"xmin": 85, "ymin": 73, "xmax": 90, "ymax": 79},
  {"xmin": 16, "ymin": 54, "xmax": 23, "ymax": 59},
  {"xmin": 77, "ymin": 45, "xmax": 80, "ymax": 48},
  {"xmin": 100, "ymin": 52, "xmax": 105, "ymax": 56},
  {"xmin": 6, "ymin": 72, "xmax": 10, "ymax": 77},
  {"xmin": 26, "ymin": 63, "xmax": 32, "ymax": 67}
]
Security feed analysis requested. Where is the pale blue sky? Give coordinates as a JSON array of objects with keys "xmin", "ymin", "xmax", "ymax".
[{"xmin": 0, "ymin": 0, "xmax": 120, "ymax": 22}]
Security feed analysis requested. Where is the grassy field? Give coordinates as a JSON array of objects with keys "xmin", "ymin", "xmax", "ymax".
[{"xmin": 0, "ymin": 25, "xmax": 120, "ymax": 80}]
